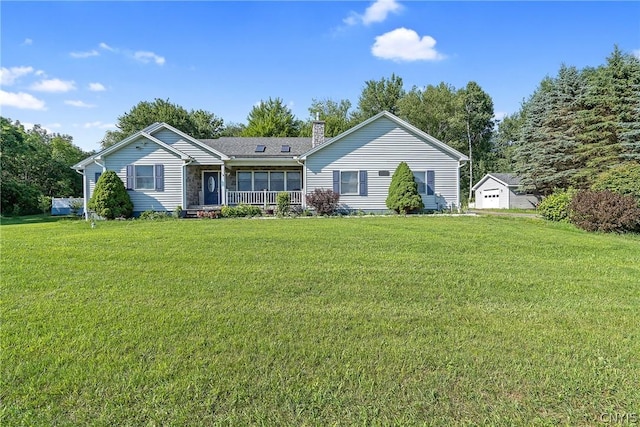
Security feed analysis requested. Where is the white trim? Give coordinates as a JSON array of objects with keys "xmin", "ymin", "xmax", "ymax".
[
  {"xmin": 220, "ymin": 164, "xmax": 226, "ymax": 205},
  {"xmin": 471, "ymin": 173, "xmax": 518, "ymax": 191}
]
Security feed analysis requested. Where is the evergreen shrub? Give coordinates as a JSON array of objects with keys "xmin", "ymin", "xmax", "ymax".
[
  {"xmin": 87, "ymin": 170, "xmax": 133, "ymax": 219},
  {"xmin": 569, "ymin": 190, "xmax": 640, "ymax": 233},
  {"xmin": 305, "ymin": 189, "xmax": 340, "ymax": 215},
  {"xmin": 386, "ymin": 162, "xmax": 424, "ymax": 214},
  {"xmin": 276, "ymin": 192, "xmax": 290, "ymax": 216}
]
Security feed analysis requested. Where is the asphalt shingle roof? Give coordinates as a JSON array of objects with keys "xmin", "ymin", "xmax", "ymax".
[
  {"xmin": 200, "ymin": 137, "xmax": 312, "ymax": 158},
  {"xmin": 491, "ymin": 173, "xmax": 521, "ymax": 186}
]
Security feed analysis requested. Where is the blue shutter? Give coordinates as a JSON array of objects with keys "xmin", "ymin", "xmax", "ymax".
[
  {"xmin": 155, "ymin": 164, "xmax": 164, "ymax": 191},
  {"xmin": 126, "ymin": 165, "xmax": 134, "ymax": 190},
  {"xmin": 427, "ymin": 170, "xmax": 435, "ymax": 196},
  {"xmin": 333, "ymin": 170, "xmax": 340, "ymax": 193},
  {"xmin": 95, "ymin": 172, "xmax": 102, "ymax": 184},
  {"xmin": 359, "ymin": 170, "xmax": 368, "ymax": 196}
]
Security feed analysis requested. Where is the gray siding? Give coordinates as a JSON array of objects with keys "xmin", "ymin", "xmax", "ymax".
[
  {"xmin": 509, "ymin": 191, "xmax": 540, "ymax": 209},
  {"xmin": 103, "ymin": 135, "xmax": 184, "ymax": 212},
  {"xmin": 85, "ymin": 163, "xmax": 103, "ymax": 200},
  {"xmin": 305, "ymin": 116, "xmax": 461, "ymax": 211},
  {"xmin": 152, "ymin": 129, "xmax": 223, "ymax": 165}
]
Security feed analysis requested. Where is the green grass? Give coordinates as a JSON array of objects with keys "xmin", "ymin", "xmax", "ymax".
[{"xmin": 2, "ymin": 216, "xmax": 639, "ymax": 425}]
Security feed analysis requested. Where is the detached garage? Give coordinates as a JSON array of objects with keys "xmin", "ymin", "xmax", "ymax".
[{"xmin": 472, "ymin": 173, "xmax": 540, "ymax": 209}]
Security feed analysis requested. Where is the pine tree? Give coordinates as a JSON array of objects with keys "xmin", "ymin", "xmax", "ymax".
[
  {"xmin": 386, "ymin": 162, "xmax": 424, "ymax": 214},
  {"xmin": 87, "ymin": 171, "xmax": 133, "ymax": 219}
]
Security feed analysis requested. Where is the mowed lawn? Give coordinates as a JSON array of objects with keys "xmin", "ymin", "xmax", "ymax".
[{"xmin": 2, "ymin": 216, "xmax": 639, "ymax": 426}]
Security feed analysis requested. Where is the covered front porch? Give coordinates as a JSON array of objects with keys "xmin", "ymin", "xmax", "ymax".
[{"xmin": 185, "ymin": 164, "xmax": 304, "ymax": 209}]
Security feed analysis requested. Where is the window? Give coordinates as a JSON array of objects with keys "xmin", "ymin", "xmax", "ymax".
[
  {"xmin": 270, "ymin": 172, "xmax": 285, "ymax": 192},
  {"xmin": 286, "ymin": 172, "xmax": 301, "ymax": 191},
  {"xmin": 254, "ymin": 172, "xmax": 269, "ymax": 190},
  {"xmin": 340, "ymin": 171, "xmax": 359, "ymax": 194},
  {"xmin": 281, "ymin": 145, "xmax": 291, "ymax": 153},
  {"xmin": 238, "ymin": 172, "xmax": 252, "ymax": 191},
  {"xmin": 413, "ymin": 172, "xmax": 426, "ymax": 194},
  {"xmin": 255, "ymin": 145, "xmax": 266, "ymax": 153},
  {"xmin": 236, "ymin": 171, "xmax": 302, "ymax": 191},
  {"xmin": 135, "ymin": 165, "xmax": 154, "ymax": 189}
]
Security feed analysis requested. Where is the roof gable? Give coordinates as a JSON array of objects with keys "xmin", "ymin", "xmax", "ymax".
[
  {"xmin": 148, "ymin": 122, "xmax": 229, "ymax": 160},
  {"xmin": 472, "ymin": 173, "xmax": 522, "ymax": 190},
  {"xmin": 299, "ymin": 111, "xmax": 469, "ymax": 161},
  {"xmin": 72, "ymin": 124, "xmax": 192, "ymax": 169}
]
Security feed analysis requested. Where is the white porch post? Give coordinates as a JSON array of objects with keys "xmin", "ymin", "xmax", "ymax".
[
  {"xmin": 220, "ymin": 163, "xmax": 226, "ymax": 205},
  {"xmin": 301, "ymin": 162, "xmax": 307, "ymax": 209}
]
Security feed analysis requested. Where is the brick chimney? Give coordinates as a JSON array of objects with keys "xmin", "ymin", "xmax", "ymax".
[{"xmin": 312, "ymin": 114, "xmax": 325, "ymax": 148}]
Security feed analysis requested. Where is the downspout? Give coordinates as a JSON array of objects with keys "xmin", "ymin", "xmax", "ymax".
[
  {"xmin": 74, "ymin": 168, "xmax": 88, "ymax": 220},
  {"xmin": 295, "ymin": 157, "xmax": 306, "ymax": 209}
]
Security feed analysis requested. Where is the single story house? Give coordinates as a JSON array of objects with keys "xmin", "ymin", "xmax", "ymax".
[
  {"xmin": 72, "ymin": 111, "xmax": 469, "ymax": 216},
  {"xmin": 472, "ymin": 173, "xmax": 540, "ymax": 209}
]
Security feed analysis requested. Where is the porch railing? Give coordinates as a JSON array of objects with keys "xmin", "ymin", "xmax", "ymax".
[{"xmin": 226, "ymin": 190, "xmax": 303, "ymax": 206}]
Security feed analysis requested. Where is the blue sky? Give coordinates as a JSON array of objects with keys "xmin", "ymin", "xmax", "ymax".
[{"xmin": 1, "ymin": 1, "xmax": 639, "ymax": 152}]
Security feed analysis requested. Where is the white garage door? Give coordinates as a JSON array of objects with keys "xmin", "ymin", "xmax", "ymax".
[{"xmin": 482, "ymin": 189, "xmax": 500, "ymax": 208}]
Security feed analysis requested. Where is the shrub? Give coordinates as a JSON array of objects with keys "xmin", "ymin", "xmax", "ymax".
[
  {"xmin": 386, "ymin": 162, "xmax": 424, "ymax": 214},
  {"xmin": 569, "ymin": 190, "xmax": 640, "ymax": 233},
  {"xmin": 173, "ymin": 205, "xmax": 183, "ymax": 218},
  {"xmin": 305, "ymin": 188, "xmax": 340, "ymax": 215},
  {"xmin": 276, "ymin": 192, "xmax": 290, "ymax": 216},
  {"xmin": 220, "ymin": 204, "xmax": 262, "ymax": 218},
  {"xmin": 38, "ymin": 194, "xmax": 51, "ymax": 215},
  {"xmin": 537, "ymin": 188, "xmax": 576, "ymax": 222},
  {"xmin": 87, "ymin": 170, "xmax": 133, "ymax": 219},
  {"xmin": 592, "ymin": 162, "xmax": 640, "ymax": 203},
  {"xmin": 196, "ymin": 210, "xmax": 218, "ymax": 219},
  {"xmin": 69, "ymin": 199, "xmax": 84, "ymax": 216}
]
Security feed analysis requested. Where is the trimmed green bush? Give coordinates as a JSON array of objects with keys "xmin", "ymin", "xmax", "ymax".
[
  {"xmin": 386, "ymin": 162, "xmax": 424, "ymax": 214},
  {"xmin": 87, "ymin": 170, "xmax": 133, "ymax": 219},
  {"xmin": 220, "ymin": 204, "xmax": 262, "ymax": 218},
  {"xmin": 537, "ymin": 188, "xmax": 576, "ymax": 222},
  {"xmin": 592, "ymin": 162, "xmax": 640, "ymax": 203},
  {"xmin": 570, "ymin": 190, "xmax": 640, "ymax": 233},
  {"xmin": 276, "ymin": 192, "xmax": 290, "ymax": 216},
  {"xmin": 305, "ymin": 188, "xmax": 340, "ymax": 215}
]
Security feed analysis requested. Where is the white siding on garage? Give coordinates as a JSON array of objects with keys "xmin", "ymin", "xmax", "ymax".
[
  {"xmin": 474, "ymin": 177, "xmax": 509, "ymax": 209},
  {"xmin": 152, "ymin": 129, "xmax": 223, "ymax": 165},
  {"xmin": 102, "ymin": 135, "xmax": 184, "ymax": 212},
  {"xmin": 305, "ymin": 116, "xmax": 461, "ymax": 211}
]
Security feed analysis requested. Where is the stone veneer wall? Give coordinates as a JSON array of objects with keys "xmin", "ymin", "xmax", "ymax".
[{"xmin": 186, "ymin": 165, "xmax": 215, "ymax": 206}]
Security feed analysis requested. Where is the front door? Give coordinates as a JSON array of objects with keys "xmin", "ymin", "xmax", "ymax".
[{"xmin": 203, "ymin": 172, "xmax": 220, "ymax": 205}]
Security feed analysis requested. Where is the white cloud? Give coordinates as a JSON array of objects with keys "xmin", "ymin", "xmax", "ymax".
[
  {"xmin": 633, "ymin": 49, "xmax": 640, "ymax": 60},
  {"xmin": 372, "ymin": 28, "xmax": 445, "ymax": 62},
  {"xmin": 22, "ymin": 38, "xmax": 33, "ymax": 46},
  {"xmin": 0, "ymin": 66, "xmax": 34, "ymax": 85},
  {"xmin": 82, "ymin": 121, "xmax": 116, "ymax": 129},
  {"xmin": 35, "ymin": 70, "xmax": 46, "ymax": 76},
  {"xmin": 88, "ymin": 82, "xmax": 106, "ymax": 92},
  {"xmin": 70, "ymin": 50, "xmax": 99, "ymax": 59},
  {"xmin": 0, "ymin": 90, "xmax": 46, "ymax": 110},
  {"xmin": 99, "ymin": 42, "xmax": 115, "ymax": 52},
  {"xmin": 30, "ymin": 78, "xmax": 77, "ymax": 93},
  {"xmin": 65, "ymin": 100, "xmax": 96, "ymax": 108},
  {"xmin": 133, "ymin": 51, "xmax": 165, "ymax": 65},
  {"xmin": 344, "ymin": 0, "xmax": 402, "ymax": 26}
]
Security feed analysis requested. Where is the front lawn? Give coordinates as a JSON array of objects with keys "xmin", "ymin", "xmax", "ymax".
[{"xmin": 2, "ymin": 216, "xmax": 639, "ymax": 425}]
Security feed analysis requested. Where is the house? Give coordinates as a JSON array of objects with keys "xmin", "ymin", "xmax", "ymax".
[
  {"xmin": 72, "ymin": 111, "xmax": 469, "ymax": 216},
  {"xmin": 472, "ymin": 173, "xmax": 540, "ymax": 209}
]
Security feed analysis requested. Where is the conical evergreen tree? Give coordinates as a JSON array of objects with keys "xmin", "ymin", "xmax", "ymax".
[
  {"xmin": 87, "ymin": 171, "xmax": 133, "ymax": 219},
  {"xmin": 386, "ymin": 162, "xmax": 424, "ymax": 214}
]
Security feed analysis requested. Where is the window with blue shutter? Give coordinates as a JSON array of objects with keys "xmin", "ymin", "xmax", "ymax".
[
  {"xmin": 359, "ymin": 170, "xmax": 368, "ymax": 196},
  {"xmin": 413, "ymin": 172, "xmax": 426, "ymax": 194},
  {"xmin": 155, "ymin": 164, "xmax": 164, "ymax": 191},
  {"xmin": 333, "ymin": 170, "xmax": 340, "ymax": 193},
  {"xmin": 427, "ymin": 170, "xmax": 435, "ymax": 195},
  {"xmin": 95, "ymin": 172, "xmax": 102, "ymax": 184},
  {"xmin": 126, "ymin": 165, "xmax": 134, "ymax": 190}
]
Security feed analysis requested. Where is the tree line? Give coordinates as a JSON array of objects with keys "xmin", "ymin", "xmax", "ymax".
[{"xmin": 2, "ymin": 46, "xmax": 637, "ymax": 216}]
